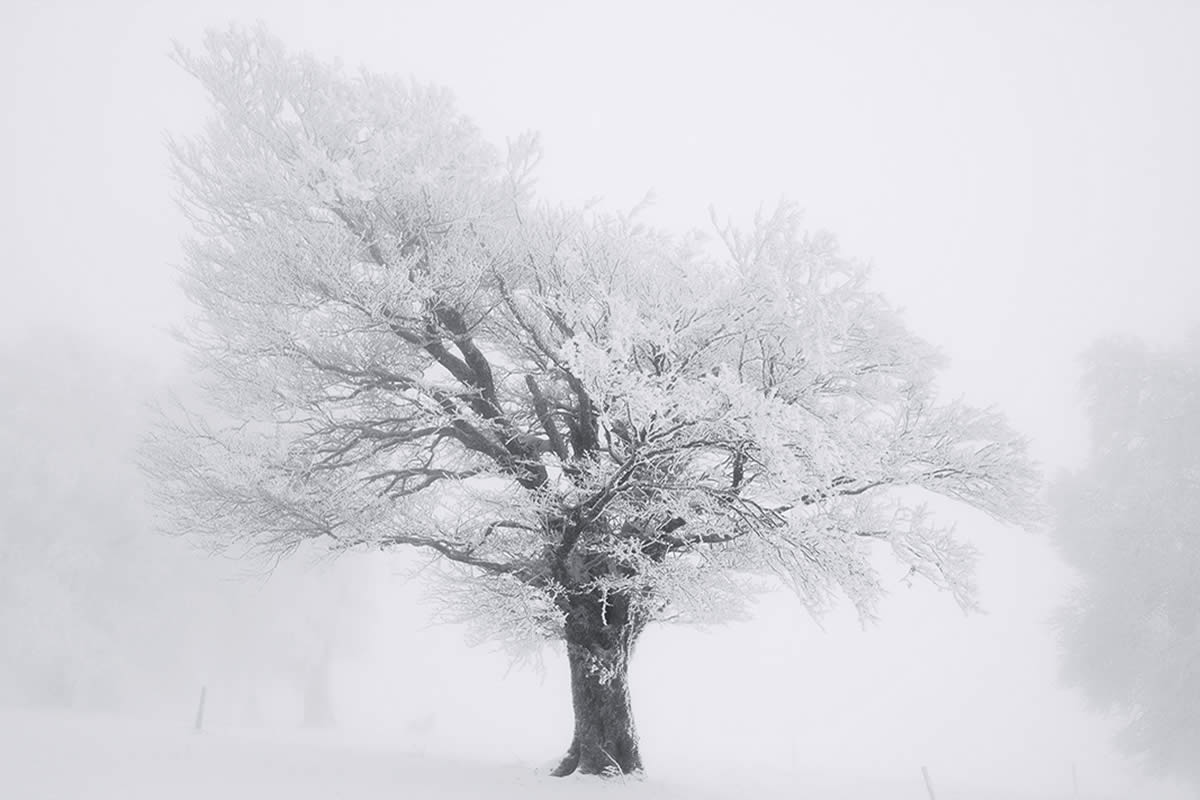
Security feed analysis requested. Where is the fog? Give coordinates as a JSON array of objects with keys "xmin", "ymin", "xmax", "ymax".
[{"xmin": 2, "ymin": 1, "xmax": 1198, "ymax": 798}]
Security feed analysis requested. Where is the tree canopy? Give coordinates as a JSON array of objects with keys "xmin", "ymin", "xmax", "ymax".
[
  {"xmin": 147, "ymin": 27, "xmax": 1041, "ymax": 775},
  {"xmin": 1051, "ymin": 333, "xmax": 1200, "ymax": 787}
]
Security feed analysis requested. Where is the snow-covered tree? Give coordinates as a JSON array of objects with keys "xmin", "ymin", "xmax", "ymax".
[
  {"xmin": 0, "ymin": 330, "xmax": 174, "ymax": 709},
  {"xmin": 1051, "ymin": 333, "xmax": 1200, "ymax": 788},
  {"xmin": 146, "ymin": 27, "xmax": 1041, "ymax": 776},
  {"xmin": 0, "ymin": 329, "xmax": 370, "ymax": 723}
]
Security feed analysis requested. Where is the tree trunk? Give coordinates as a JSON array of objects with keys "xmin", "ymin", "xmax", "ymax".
[
  {"xmin": 301, "ymin": 644, "xmax": 335, "ymax": 728},
  {"xmin": 551, "ymin": 591, "xmax": 644, "ymax": 777}
]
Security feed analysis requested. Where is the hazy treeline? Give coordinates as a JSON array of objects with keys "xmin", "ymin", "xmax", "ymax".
[{"xmin": 0, "ymin": 328, "xmax": 371, "ymax": 724}]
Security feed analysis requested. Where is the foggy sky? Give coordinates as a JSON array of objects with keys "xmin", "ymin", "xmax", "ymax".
[{"xmin": 3, "ymin": 1, "xmax": 1198, "ymax": 797}]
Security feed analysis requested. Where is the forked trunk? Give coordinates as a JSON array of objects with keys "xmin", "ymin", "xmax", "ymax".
[{"xmin": 551, "ymin": 591, "xmax": 644, "ymax": 777}]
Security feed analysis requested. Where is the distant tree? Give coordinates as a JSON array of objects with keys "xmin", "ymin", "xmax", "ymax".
[
  {"xmin": 0, "ymin": 329, "xmax": 368, "ymax": 723},
  {"xmin": 146, "ymin": 27, "xmax": 1040, "ymax": 776},
  {"xmin": 1051, "ymin": 333, "xmax": 1200, "ymax": 788},
  {"xmin": 0, "ymin": 330, "xmax": 172, "ymax": 709},
  {"xmin": 217, "ymin": 547, "xmax": 368, "ymax": 729}
]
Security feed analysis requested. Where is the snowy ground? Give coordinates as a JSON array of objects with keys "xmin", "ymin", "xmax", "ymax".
[
  {"xmin": 0, "ymin": 709, "xmax": 719, "ymax": 800},
  {"xmin": 1, "ymin": 708, "xmax": 1184, "ymax": 800}
]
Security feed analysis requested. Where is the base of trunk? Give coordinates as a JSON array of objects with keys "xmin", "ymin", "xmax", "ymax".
[
  {"xmin": 551, "ymin": 625, "xmax": 642, "ymax": 776},
  {"xmin": 551, "ymin": 735, "xmax": 643, "ymax": 777}
]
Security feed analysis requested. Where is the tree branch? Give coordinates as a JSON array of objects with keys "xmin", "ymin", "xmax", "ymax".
[{"xmin": 526, "ymin": 375, "xmax": 569, "ymax": 461}]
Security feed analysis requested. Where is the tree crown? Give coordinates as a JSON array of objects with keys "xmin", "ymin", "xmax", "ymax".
[{"xmin": 149, "ymin": 27, "xmax": 1042, "ymax": 649}]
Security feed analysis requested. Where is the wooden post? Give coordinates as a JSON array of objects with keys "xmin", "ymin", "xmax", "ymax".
[
  {"xmin": 194, "ymin": 686, "xmax": 207, "ymax": 733},
  {"xmin": 921, "ymin": 765, "xmax": 937, "ymax": 800}
]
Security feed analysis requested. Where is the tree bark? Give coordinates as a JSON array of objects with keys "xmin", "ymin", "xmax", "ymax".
[{"xmin": 551, "ymin": 590, "xmax": 644, "ymax": 777}]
